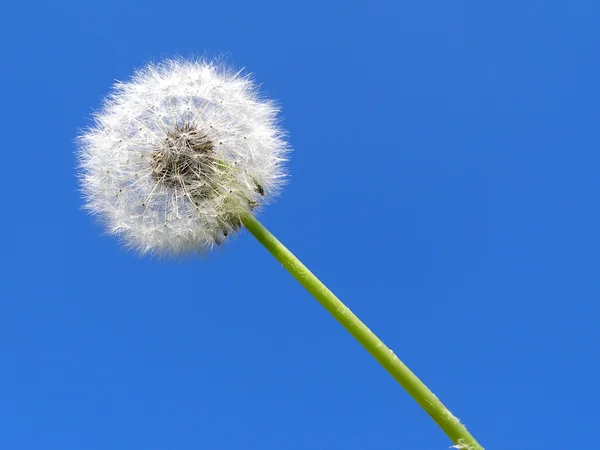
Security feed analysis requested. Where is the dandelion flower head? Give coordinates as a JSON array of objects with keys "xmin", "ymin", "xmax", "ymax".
[{"xmin": 77, "ymin": 58, "xmax": 288, "ymax": 255}]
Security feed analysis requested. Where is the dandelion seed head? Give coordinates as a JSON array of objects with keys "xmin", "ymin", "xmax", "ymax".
[{"xmin": 77, "ymin": 58, "xmax": 289, "ymax": 255}]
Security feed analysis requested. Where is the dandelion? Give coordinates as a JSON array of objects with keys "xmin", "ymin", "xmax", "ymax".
[
  {"xmin": 77, "ymin": 57, "xmax": 483, "ymax": 449},
  {"xmin": 78, "ymin": 58, "xmax": 287, "ymax": 255}
]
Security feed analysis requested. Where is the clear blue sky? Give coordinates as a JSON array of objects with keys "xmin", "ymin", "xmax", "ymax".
[{"xmin": 2, "ymin": 1, "xmax": 599, "ymax": 448}]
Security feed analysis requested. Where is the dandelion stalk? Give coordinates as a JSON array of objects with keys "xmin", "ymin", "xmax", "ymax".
[{"xmin": 241, "ymin": 212, "xmax": 483, "ymax": 450}]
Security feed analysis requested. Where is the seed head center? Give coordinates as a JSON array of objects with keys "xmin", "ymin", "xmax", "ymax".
[{"xmin": 151, "ymin": 123, "xmax": 217, "ymax": 196}]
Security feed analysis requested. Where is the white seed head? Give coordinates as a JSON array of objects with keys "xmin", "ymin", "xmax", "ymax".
[{"xmin": 77, "ymin": 58, "xmax": 289, "ymax": 255}]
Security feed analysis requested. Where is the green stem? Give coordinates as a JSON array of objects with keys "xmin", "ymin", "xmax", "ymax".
[{"xmin": 241, "ymin": 212, "xmax": 483, "ymax": 450}]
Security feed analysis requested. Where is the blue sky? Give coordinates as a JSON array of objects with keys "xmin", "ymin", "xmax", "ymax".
[{"xmin": 2, "ymin": 1, "xmax": 599, "ymax": 448}]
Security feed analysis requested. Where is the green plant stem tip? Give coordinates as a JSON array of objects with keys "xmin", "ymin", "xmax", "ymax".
[{"xmin": 241, "ymin": 212, "xmax": 483, "ymax": 450}]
